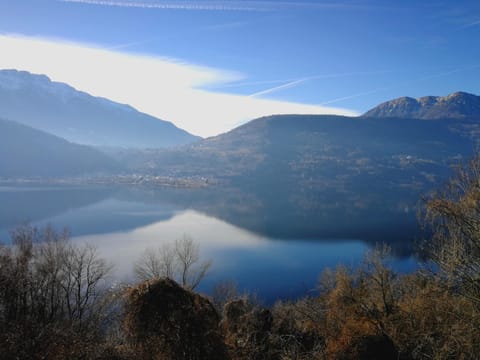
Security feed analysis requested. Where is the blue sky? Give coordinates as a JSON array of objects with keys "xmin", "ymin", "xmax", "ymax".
[{"xmin": 0, "ymin": 0, "xmax": 479, "ymax": 136}]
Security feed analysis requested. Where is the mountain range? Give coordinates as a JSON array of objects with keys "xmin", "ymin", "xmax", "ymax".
[
  {"xmin": 0, "ymin": 117, "xmax": 118, "ymax": 177},
  {"xmin": 108, "ymin": 91, "xmax": 479, "ymax": 240},
  {"xmin": 0, "ymin": 69, "xmax": 479, "ymax": 189},
  {"xmin": 363, "ymin": 91, "xmax": 480, "ymax": 119},
  {"xmin": 123, "ymin": 109, "xmax": 478, "ymax": 186},
  {"xmin": 1, "ymin": 70, "xmax": 479, "ymax": 246},
  {"xmin": 0, "ymin": 70, "xmax": 199, "ymax": 148}
]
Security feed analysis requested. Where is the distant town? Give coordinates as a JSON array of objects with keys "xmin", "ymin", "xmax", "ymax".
[{"xmin": 0, "ymin": 174, "xmax": 217, "ymax": 188}]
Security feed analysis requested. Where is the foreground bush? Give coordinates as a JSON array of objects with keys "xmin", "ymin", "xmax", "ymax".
[
  {"xmin": 124, "ymin": 278, "xmax": 228, "ymax": 360},
  {"xmin": 1, "ymin": 237, "xmax": 479, "ymax": 359}
]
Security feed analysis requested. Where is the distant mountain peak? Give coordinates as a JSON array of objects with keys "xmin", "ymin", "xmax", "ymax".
[
  {"xmin": 0, "ymin": 69, "xmax": 51, "ymax": 90},
  {"xmin": 363, "ymin": 91, "xmax": 480, "ymax": 119},
  {"xmin": 0, "ymin": 69, "xmax": 200, "ymax": 148}
]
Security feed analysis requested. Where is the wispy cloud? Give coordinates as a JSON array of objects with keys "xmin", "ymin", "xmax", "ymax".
[
  {"xmin": 460, "ymin": 19, "xmax": 480, "ymax": 29},
  {"xmin": 60, "ymin": 0, "xmax": 269, "ymax": 11},
  {"xmin": 320, "ymin": 65, "xmax": 480, "ymax": 106},
  {"xmin": 201, "ymin": 20, "xmax": 251, "ymax": 31},
  {"xmin": 59, "ymin": 0, "xmax": 372, "ymax": 12},
  {"xmin": 0, "ymin": 34, "xmax": 357, "ymax": 136}
]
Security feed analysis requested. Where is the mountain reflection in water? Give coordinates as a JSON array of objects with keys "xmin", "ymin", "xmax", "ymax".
[{"xmin": 0, "ymin": 184, "xmax": 421, "ymax": 303}]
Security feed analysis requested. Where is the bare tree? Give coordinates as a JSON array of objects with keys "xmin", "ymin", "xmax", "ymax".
[
  {"xmin": 0, "ymin": 224, "xmax": 114, "ymax": 359},
  {"xmin": 175, "ymin": 234, "xmax": 212, "ymax": 290},
  {"xmin": 361, "ymin": 244, "xmax": 398, "ymax": 317},
  {"xmin": 211, "ymin": 280, "xmax": 240, "ymax": 311},
  {"xmin": 422, "ymin": 155, "xmax": 480, "ymax": 309},
  {"xmin": 61, "ymin": 243, "xmax": 112, "ymax": 323},
  {"xmin": 134, "ymin": 234, "xmax": 211, "ymax": 290},
  {"xmin": 134, "ymin": 242, "xmax": 177, "ymax": 281}
]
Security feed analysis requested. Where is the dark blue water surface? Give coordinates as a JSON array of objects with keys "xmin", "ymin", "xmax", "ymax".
[{"xmin": 0, "ymin": 184, "xmax": 421, "ymax": 304}]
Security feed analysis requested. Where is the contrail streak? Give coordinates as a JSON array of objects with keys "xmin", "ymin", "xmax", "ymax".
[
  {"xmin": 59, "ymin": 0, "xmax": 373, "ymax": 12},
  {"xmin": 247, "ymin": 70, "xmax": 393, "ymax": 98},
  {"xmin": 320, "ymin": 65, "xmax": 480, "ymax": 105},
  {"xmin": 60, "ymin": 0, "xmax": 262, "ymax": 11},
  {"xmin": 214, "ymin": 78, "xmax": 299, "ymax": 89},
  {"xmin": 248, "ymin": 78, "xmax": 308, "ymax": 97},
  {"xmin": 104, "ymin": 39, "xmax": 153, "ymax": 50},
  {"xmin": 460, "ymin": 19, "xmax": 480, "ymax": 29},
  {"xmin": 320, "ymin": 89, "xmax": 385, "ymax": 105}
]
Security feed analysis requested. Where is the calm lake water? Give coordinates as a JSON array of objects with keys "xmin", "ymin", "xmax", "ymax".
[{"xmin": 0, "ymin": 184, "xmax": 421, "ymax": 304}]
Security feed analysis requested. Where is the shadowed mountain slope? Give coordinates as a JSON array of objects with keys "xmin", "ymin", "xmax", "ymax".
[
  {"xmin": 129, "ymin": 114, "xmax": 477, "ymax": 185},
  {"xmin": 0, "ymin": 118, "xmax": 119, "ymax": 177},
  {"xmin": 0, "ymin": 69, "xmax": 200, "ymax": 148}
]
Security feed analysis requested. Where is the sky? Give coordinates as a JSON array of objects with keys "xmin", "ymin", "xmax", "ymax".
[{"xmin": 0, "ymin": 0, "xmax": 479, "ymax": 137}]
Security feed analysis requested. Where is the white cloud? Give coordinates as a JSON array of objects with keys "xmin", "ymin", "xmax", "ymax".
[{"xmin": 0, "ymin": 34, "xmax": 357, "ymax": 137}]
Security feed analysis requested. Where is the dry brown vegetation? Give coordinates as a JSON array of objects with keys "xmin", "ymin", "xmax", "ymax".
[
  {"xmin": 1, "ymin": 156, "xmax": 480, "ymax": 359},
  {"xmin": 123, "ymin": 278, "xmax": 227, "ymax": 360},
  {"xmin": 0, "ymin": 224, "xmax": 116, "ymax": 359}
]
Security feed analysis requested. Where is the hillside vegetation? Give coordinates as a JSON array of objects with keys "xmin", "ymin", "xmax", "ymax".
[{"xmin": 124, "ymin": 113, "xmax": 477, "ymax": 189}]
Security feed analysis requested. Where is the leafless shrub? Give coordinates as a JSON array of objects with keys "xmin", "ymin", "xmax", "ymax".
[
  {"xmin": 0, "ymin": 224, "xmax": 114, "ymax": 359},
  {"xmin": 422, "ymin": 155, "xmax": 480, "ymax": 309},
  {"xmin": 134, "ymin": 234, "xmax": 211, "ymax": 290},
  {"xmin": 211, "ymin": 280, "xmax": 240, "ymax": 312}
]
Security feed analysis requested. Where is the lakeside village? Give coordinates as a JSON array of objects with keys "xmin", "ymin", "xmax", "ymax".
[{"xmin": 0, "ymin": 174, "xmax": 217, "ymax": 188}]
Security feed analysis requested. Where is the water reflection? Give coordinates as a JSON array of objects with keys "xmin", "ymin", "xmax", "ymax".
[
  {"xmin": 0, "ymin": 184, "xmax": 421, "ymax": 302},
  {"xmin": 73, "ymin": 209, "xmax": 375, "ymax": 303},
  {"xmin": 73, "ymin": 210, "xmax": 268, "ymax": 279},
  {"xmin": 0, "ymin": 185, "xmax": 112, "ymax": 238}
]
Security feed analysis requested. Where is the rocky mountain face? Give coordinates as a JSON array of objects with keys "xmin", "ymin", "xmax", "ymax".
[
  {"xmin": 0, "ymin": 69, "xmax": 200, "ymax": 148},
  {"xmin": 363, "ymin": 91, "xmax": 480, "ymax": 119}
]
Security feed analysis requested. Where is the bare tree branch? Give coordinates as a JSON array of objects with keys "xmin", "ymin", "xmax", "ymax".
[{"xmin": 134, "ymin": 234, "xmax": 211, "ymax": 290}]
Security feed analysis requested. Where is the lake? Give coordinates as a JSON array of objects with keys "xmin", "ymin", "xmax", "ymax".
[{"xmin": 0, "ymin": 183, "xmax": 421, "ymax": 304}]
